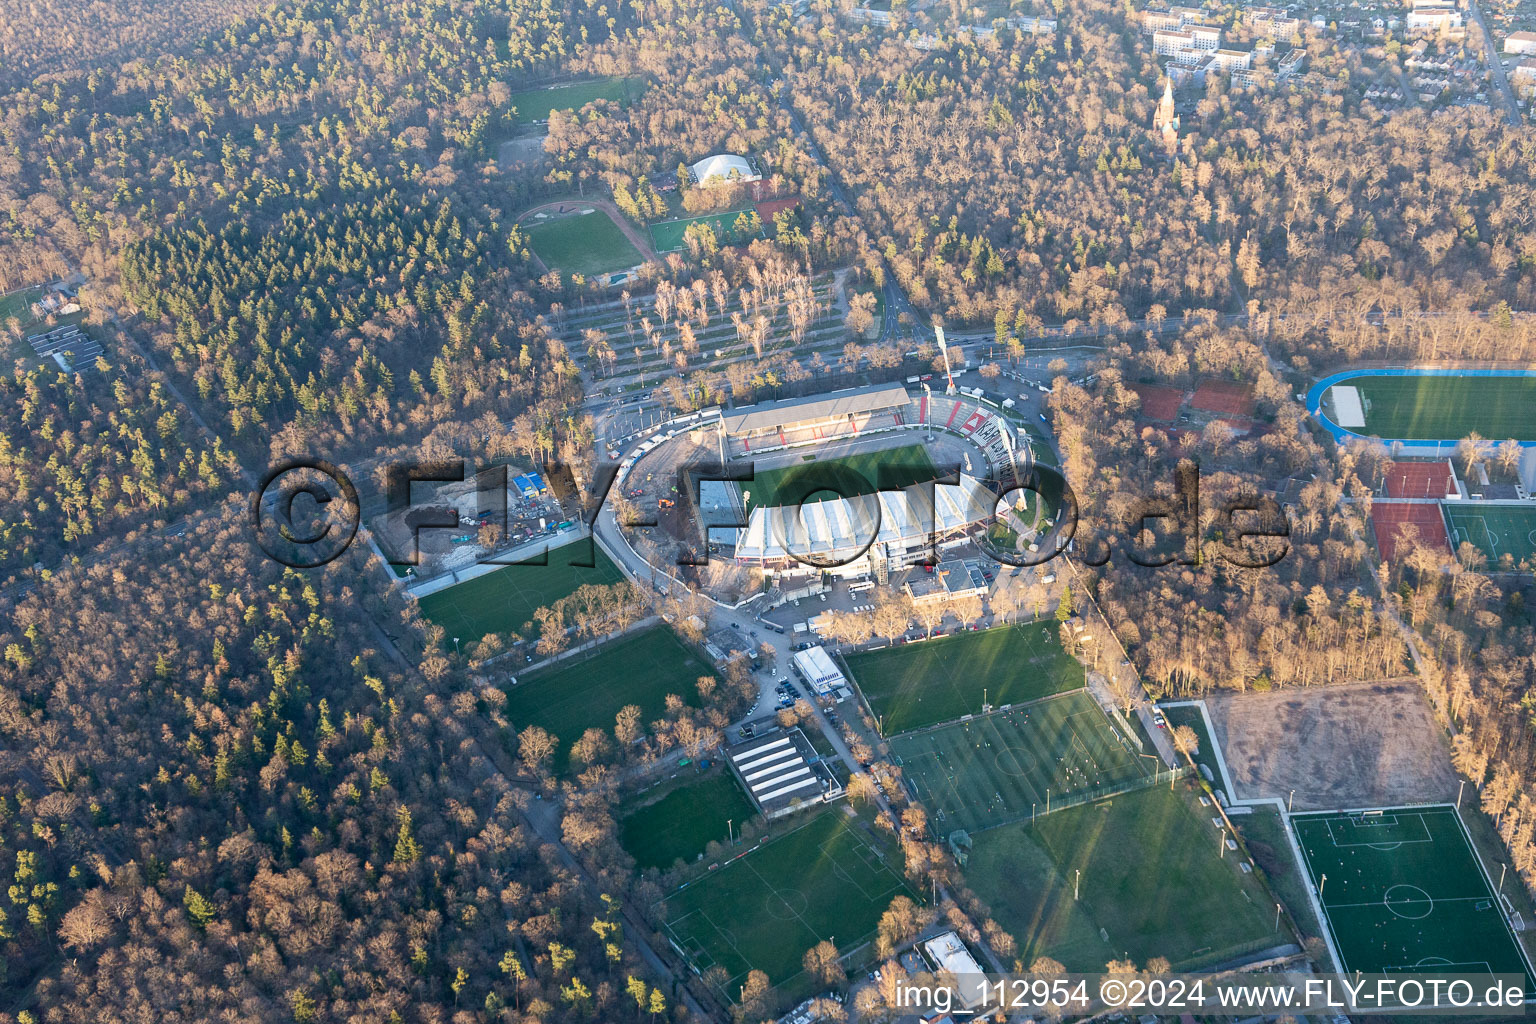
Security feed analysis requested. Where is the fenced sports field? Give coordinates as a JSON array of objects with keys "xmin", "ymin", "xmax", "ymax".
[
  {"xmin": 1292, "ymin": 806, "xmax": 1536, "ymax": 994},
  {"xmin": 658, "ymin": 809, "xmax": 914, "ymax": 995},
  {"xmin": 887, "ymin": 691, "xmax": 1157, "ymax": 836},
  {"xmin": 1445, "ymin": 504, "xmax": 1536, "ymax": 568},
  {"xmin": 847, "ymin": 620, "xmax": 1086, "ymax": 736}
]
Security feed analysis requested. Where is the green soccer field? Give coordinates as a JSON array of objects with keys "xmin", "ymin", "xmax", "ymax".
[
  {"xmin": 966, "ymin": 785, "xmax": 1277, "ymax": 970},
  {"xmin": 650, "ymin": 208, "xmax": 764, "ymax": 253},
  {"xmin": 658, "ymin": 808, "xmax": 914, "ymax": 993},
  {"xmin": 1339, "ymin": 375, "xmax": 1536, "ymax": 441},
  {"xmin": 1292, "ymin": 807, "xmax": 1536, "ymax": 992},
  {"xmin": 743, "ymin": 444, "xmax": 938, "ymax": 512},
  {"xmin": 620, "ymin": 772, "xmax": 757, "ymax": 872},
  {"xmin": 523, "ymin": 208, "xmax": 643, "ymax": 278},
  {"xmin": 1445, "ymin": 505, "xmax": 1536, "ymax": 568},
  {"xmin": 888, "ymin": 691, "xmax": 1153, "ymax": 835},
  {"xmin": 504, "ymin": 626, "xmax": 708, "ymax": 770},
  {"xmin": 846, "ymin": 619, "xmax": 1086, "ymax": 735},
  {"xmin": 509, "ymin": 76, "xmax": 645, "ymax": 122},
  {"xmin": 415, "ymin": 541, "xmax": 624, "ymax": 644}
]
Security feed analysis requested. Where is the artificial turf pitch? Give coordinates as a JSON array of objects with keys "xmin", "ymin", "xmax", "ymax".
[
  {"xmin": 505, "ymin": 625, "xmax": 708, "ymax": 770},
  {"xmin": 649, "ymin": 208, "xmax": 765, "ymax": 253},
  {"xmin": 1340, "ymin": 375, "xmax": 1536, "ymax": 442},
  {"xmin": 524, "ymin": 208, "xmax": 643, "ymax": 278},
  {"xmin": 658, "ymin": 808, "xmax": 913, "ymax": 992},
  {"xmin": 1445, "ymin": 504, "xmax": 1536, "ymax": 568},
  {"xmin": 1292, "ymin": 806, "xmax": 1535, "ymax": 992},
  {"xmin": 846, "ymin": 619, "xmax": 1085, "ymax": 736},
  {"xmin": 415, "ymin": 541, "xmax": 624, "ymax": 644},
  {"xmin": 887, "ymin": 691, "xmax": 1151, "ymax": 835},
  {"xmin": 620, "ymin": 772, "xmax": 757, "ymax": 872},
  {"xmin": 965, "ymin": 785, "xmax": 1276, "ymax": 970},
  {"xmin": 742, "ymin": 443, "xmax": 937, "ymax": 512}
]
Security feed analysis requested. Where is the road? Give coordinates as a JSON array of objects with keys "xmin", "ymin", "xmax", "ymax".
[{"xmin": 1466, "ymin": 0, "xmax": 1522, "ymax": 125}]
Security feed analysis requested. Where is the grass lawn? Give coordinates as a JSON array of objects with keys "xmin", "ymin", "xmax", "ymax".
[
  {"xmin": 505, "ymin": 626, "xmax": 710, "ymax": 769},
  {"xmin": 509, "ymin": 76, "xmax": 644, "ymax": 122},
  {"xmin": 846, "ymin": 619, "xmax": 1084, "ymax": 735},
  {"xmin": 1445, "ymin": 504, "xmax": 1536, "ymax": 568},
  {"xmin": 659, "ymin": 808, "xmax": 914, "ymax": 994},
  {"xmin": 620, "ymin": 772, "xmax": 756, "ymax": 872},
  {"xmin": 1233, "ymin": 805, "xmax": 1323, "ymax": 942},
  {"xmin": 524, "ymin": 208, "xmax": 643, "ymax": 278},
  {"xmin": 416, "ymin": 541, "xmax": 624, "ymax": 643},
  {"xmin": 650, "ymin": 208, "xmax": 765, "ymax": 253},
  {"xmin": 966, "ymin": 785, "xmax": 1276, "ymax": 970},
  {"xmin": 1341, "ymin": 374, "xmax": 1536, "ymax": 441},
  {"xmin": 1292, "ymin": 807, "xmax": 1535, "ymax": 991},
  {"xmin": 744, "ymin": 444, "xmax": 937, "ymax": 512},
  {"xmin": 0, "ymin": 286, "xmax": 41, "ymax": 327},
  {"xmin": 889, "ymin": 692, "xmax": 1152, "ymax": 835},
  {"xmin": 1160, "ymin": 704, "xmax": 1225, "ymax": 790}
]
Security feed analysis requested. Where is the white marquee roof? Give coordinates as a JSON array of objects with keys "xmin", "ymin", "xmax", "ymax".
[
  {"xmin": 734, "ymin": 474, "xmax": 995, "ymax": 562},
  {"xmin": 689, "ymin": 153, "xmax": 758, "ymax": 184}
]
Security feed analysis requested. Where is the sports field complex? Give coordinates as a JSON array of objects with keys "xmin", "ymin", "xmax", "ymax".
[
  {"xmin": 1316, "ymin": 371, "xmax": 1536, "ymax": 443},
  {"xmin": 1292, "ymin": 806, "xmax": 1536, "ymax": 994},
  {"xmin": 888, "ymin": 691, "xmax": 1155, "ymax": 835},
  {"xmin": 658, "ymin": 808, "xmax": 914, "ymax": 993},
  {"xmin": 1445, "ymin": 504, "xmax": 1536, "ymax": 566},
  {"xmin": 846, "ymin": 618, "xmax": 1085, "ymax": 735}
]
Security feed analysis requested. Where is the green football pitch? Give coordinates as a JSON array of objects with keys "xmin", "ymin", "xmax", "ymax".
[
  {"xmin": 743, "ymin": 444, "xmax": 937, "ymax": 512},
  {"xmin": 846, "ymin": 619, "xmax": 1085, "ymax": 735},
  {"xmin": 504, "ymin": 625, "xmax": 708, "ymax": 770},
  {"xmin": 1445, "ymin": 505, "xmax": 1536, "ymax": 568},
  {"xmin": 650, "ymin": 208, "xmax": 764, "ymax": 253},
  {"xmin": 620, "ymin": 772, "xmax": 757, "ymax": 872},
  {"xmin": 658, "ymin": 808, "xmax": 914, "ymax": 993},
  {"xmin": 523, "ymin": 208, "xmax": 643, "ymax": 278},
  {"xmin": 1292, "ymin": 807, "xmax": 1536, "ymax": 993},
  {"xmin": 966, "ymin": 785, "xmax": 1277, "ymax": 970},
  {"xmin": 888, "ymin": 691, "xmax": 1152, "ymax": 835},
  {"xmin": 1340, "ymin": 375, "xmax": 1536, "ymax": 441},
  {"xmin": 415, "ymin": 541, "xmax": 624, "ymax": 644},
  {"xmin": 509, "ymin": 76, "xmax": 644, "ymax": 122}
]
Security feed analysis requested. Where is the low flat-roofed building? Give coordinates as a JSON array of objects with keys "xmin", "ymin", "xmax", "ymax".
[
  {"xmin": 791, "ymin": 645, "xmax": 846, "ymax": 696},
  {"xmin": 1507, "ymin": 30, "xmax": 1536, "ymax": 54},
  {"xmin": 921, "ymin": 932, "xmax": 987, "ymax": 1011},
  {"xmin": 727, "ymin": 728, "xmax": 842, "ymax": 818}
]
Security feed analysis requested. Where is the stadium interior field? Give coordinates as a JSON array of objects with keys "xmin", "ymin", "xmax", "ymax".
[
  {"xmin": 847, "ymin": 619, "xmax": 1085, "ymax": 736},
  {"xmin": 659, "ymin": 809, "xmax": 913, "ymax": 995},
  {"xmin": 1292, "ymin": 807, "xmax": 1536, "ymax": 994},
  {"xmin": 415, "ymin": 541, "xmax": 624, "ymax": 644},
  {"xmin": 1445, "ymin": 505, "xmax": 1536, "ymax": 568},
  {"xmin": 966, "ymin": 785, "xmax": 1277, "ymax": 970},
  {"xmin": 1336, "ymin": 374, "xmax": 1536, "ymax": 441},
  {"xmin": 741, "ymin": 443, "xmax": 937, "ymax": 511},
  {"xmin": 888, "ymin": 691, "xmax": 1152, "ymax": 836}
]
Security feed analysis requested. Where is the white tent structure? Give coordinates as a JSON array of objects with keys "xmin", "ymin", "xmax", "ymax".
[
  {"xmin": 733, "ymin": 474, "xmax": 996, "ymax": 572},
  {"xmin": 688, "ymin": 153, "xmax": 759, "ymax": 185}
]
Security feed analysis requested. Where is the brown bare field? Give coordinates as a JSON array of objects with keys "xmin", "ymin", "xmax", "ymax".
[{"xmin": 1205, "ymin": 681, "xmax": 1460, "ymax": 810}]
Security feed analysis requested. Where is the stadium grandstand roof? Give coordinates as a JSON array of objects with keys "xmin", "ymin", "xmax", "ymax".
[
  {"xmin": 689, "ymin": 153, "xmax": 759, "ymax": 184},
  {"xmin": 722, "ymin": 383, "xmax": 910, "ymax": 436},
  {"xmin": 733, "ymin": 472, "xmax": 994, "ymax": 563},
  {"xmin": 727, "ymin": 729, "xmax": 839, "ymax": 817}
]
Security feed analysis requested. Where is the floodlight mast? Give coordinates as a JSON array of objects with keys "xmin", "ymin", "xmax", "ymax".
[{"xmin": 936, "ymin": 323, "xmax": 957, "ymax": 395}]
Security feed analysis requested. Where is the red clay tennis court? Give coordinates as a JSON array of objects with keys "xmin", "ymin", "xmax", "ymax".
[
  {"xmin": 754, "ymin": 197, "xmax": 801, "ymax": 221},
  {"xmin": 1371, "ymin": 502, "xmax": 1451, "ymax": 563},
  {"xmin": 1384, "ymin": 460, "xmax": 1455, "ymax": 500},
  {"xmin": 1131, "ymin": 383, "xmax": 1185, "ymax": 422},
  {"xmin": 1190, "ymin": 379, "xmax": 1256, "ymax": 417}
]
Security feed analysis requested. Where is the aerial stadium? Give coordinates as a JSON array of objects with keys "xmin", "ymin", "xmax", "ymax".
[{"xmin": 710, "ymin": 381, "xmax": 1035, "ymax": 578}]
